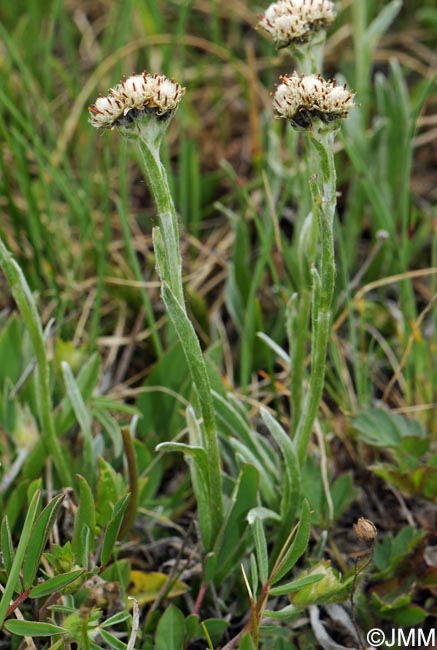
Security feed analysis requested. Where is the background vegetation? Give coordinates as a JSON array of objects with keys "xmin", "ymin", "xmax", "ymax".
[{"xmin": 0, "ymin": 0, "xmax": 436, "ymax": 648}]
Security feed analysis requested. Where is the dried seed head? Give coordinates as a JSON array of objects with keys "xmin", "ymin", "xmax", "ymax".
[
  {"xmin": 88, "ymin": 71, "xmax": 185, "ymax": 129},
  {"xmin": 257, "ymin": 0, "xmax": 336, "ymax": 49},
  {"xmin": 353, "ymin": 517, "xmax": 377, "ymax": 546},
  {"xmin": 273, "ymin": 72, "xmax": 355, "ymax": 128}
]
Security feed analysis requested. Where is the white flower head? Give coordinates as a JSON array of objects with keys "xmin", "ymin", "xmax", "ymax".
[
  {"xmin": 89, "ymin": 71, "xmax": 185, "ymax": 130},
  {"xmin": 257, "ymin": 0, "xmax": 336, "ymax": 49},
  {"xmin": 273, "ymin": 72, "xmax": 355, "ymax": 129}
]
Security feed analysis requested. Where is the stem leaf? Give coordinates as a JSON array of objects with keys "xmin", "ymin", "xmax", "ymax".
[
  {"xmin": 272, "ymin": 498, "xmax": 312, "ymax": 585},
  {"xmin": 252, "ymin": 517, "xmax": 268, "ymax": 585},
  {"xmin": 156, "ymin": 441, "xmax": 212, "ymax": 549}
]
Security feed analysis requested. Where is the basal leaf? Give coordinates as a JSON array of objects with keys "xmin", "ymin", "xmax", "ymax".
[
  {"xmin": 155, "ymin": 604, "xmax": 185, "ymax": 650},
  {"xmin": 1, "ymin": 516, "xmax": 14, "ymax": 575},
  {"xmin": 100, "ymin": 494, "xmax": 130, "ymax": 566},
  {"xmin": 22, "ymin": 493, "xmax": 64, "ymax": 589},
  {"xmin": 214, "ymin": 464, "xmax": 258, "ymax": 584},
  {"xmin": 72, "ymin": 475, "xmax": 96, "ymax": 564},
  {"xmin": 272, "ymin": 498, "xmax": 311, "ymax": 584}
]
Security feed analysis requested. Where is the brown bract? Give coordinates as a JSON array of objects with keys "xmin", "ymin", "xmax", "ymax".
[
  {"xmin": 257, "ymin": 0, "xmax": 336, "ymax": 49},
  {"xmin": 88, "ymin": 72, "xmax": 185, "ymax": 129},
  {"xmin": 273, "ymin": 72, "xmax": 355, "ymax": 128}
]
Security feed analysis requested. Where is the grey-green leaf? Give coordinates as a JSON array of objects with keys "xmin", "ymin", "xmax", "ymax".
[
  {"xmin": 272, "ymin": 499, "xmax": 312, "ymax": 584},
  {"xmin": 100, "ymin": 494, "xmax": 130, "ymax": 566}
]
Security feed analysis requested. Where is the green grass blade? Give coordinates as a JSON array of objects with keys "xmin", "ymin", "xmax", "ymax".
[
  {"xmin": 61, "ymin": 361, "xmax": 95, "ymax": 487},
  {"xmin": 0, "ymin": 490, "xmax": 41, "ymax": 627}
]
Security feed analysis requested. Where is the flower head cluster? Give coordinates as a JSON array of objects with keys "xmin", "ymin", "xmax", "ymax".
[
  {"xmin": 273, "ymin": 73, "xmax": 354, "ymax": 128},
  {"xmin": 257, "ymin": 0, "xmax": 336, "ymax": 49},
  {"xmin": 89, "ymin": 72, "xmax": 185, "ymax": 129}
]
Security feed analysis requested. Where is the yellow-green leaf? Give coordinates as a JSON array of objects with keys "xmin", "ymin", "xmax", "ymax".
[{"xmin": 127, "ymin": 571, "xmax": 187, "ymax": 606}]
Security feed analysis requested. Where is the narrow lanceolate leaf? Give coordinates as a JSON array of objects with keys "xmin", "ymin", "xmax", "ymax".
[
  {"xmin": 1, "ymin": 516, "xmax": 14, "ymax": 575},
  {"xmin": 252, "ymin": 518, "xmax": 268, "ymax": 586},
  {"xmin": 269, "ymin": 573, "xmax": 325, "ymax": 596},
  {"xmin": 213, "ymin": 465, "xmax": 259, "ymax": 584},
  {"xmin": 61, "ymin": 361, "xmax": 95, "ymax": 487},
  {"xmin": 22, "ymin": 493, "xmax": 65, "ymax": 589},
  {"xmin": 161, "ymin": 281, "xmax": 223, "ymax": 534},
  {"xmin": 100, "ymin": 494, "xmax": 130, "ymax": 566},
  {"xmin": 100, "ymin": 610, "xmax": 131, "ymax": 628},
  {"xmin": 99, "ymin": 628, "xmax": 128, "ymax": 650},
  {"xmin": 55, "ymin": 353, "xmax": 101, "ymax": 436},
  {"xmin": 260, "ymin": 407, "xmax": 301, "ymax": 527},
  {"xmin": 4, "ymin": 620, "xmax": 66, "ymax": 637},
  {"xmin": 0, "ymin": 491, "xmax": 40, "ymax": 627},
  {"xmin": 72, "ymin": 475, "xmax": 96, "ymax": 565},
  {"xmin": 271, "ymin": 499, "xmax": 312, "ymax": 585},
  {"xmin": 157, "ymin": 441, "xmax": 212, "ymax": 550},
  {"xmin": 29, "ymin": 569, "xmax": 85, "ymax": 598}
]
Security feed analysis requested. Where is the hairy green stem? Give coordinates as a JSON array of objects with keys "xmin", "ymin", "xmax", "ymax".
[
  {"xmin": 137, "ymin": 138, "xmax": 184, "ymax": 306},
  {"xmin": 294, "ymin": 128, "xmax": 337, "ymax": 464},
  {"xmin": 136, "ymin": 128, "xmax": 224, "ymax": 535},
  {"xmin": 0, "ymin": 238, "xmax": 72, "ymax": 486},
  {"xmin": 290, "ymin": 290, "xmax": 311, "ymax": 433}
]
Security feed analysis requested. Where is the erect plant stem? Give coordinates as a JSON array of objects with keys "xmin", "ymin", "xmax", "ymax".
[
  {"xmin": 137, "ymin": 138, "xmax": 184, "ymax": 306},
  {"xmin": 294, "ymin": 128, "xmax": 337, "ymax": 464},
  {"xmin": 137, "ymin": 134, "xmax": 224, "ymax": 536}
]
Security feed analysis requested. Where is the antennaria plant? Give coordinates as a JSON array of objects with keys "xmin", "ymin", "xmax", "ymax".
[
  {"xmin": 257, "ymin": 1, "xmax": 354, "ymax": 462},
  {"xmin": 88, "ymin": 72, "xmax": 224, "ymax": 546}
]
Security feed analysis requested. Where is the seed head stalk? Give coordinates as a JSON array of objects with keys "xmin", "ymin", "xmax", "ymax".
[
  {"xmin": 258, "ymin": 2, "xmax": 337, "ymax": 434},
  {"xmin": 136, "ymin": 137, "xmax": 184, "ymax": 306},
  {"xmin": 294, "ymin": 126, "xmax": 336, "ymax": 463},
  {"xmin": 272, "ymin": 72, "xmax": 354, "ymax": 457},
  {"xmin": 139, "ymin": 136, "xmax": 224, "ymax": 532},
  {"xmin": 137, "ymin": 133, "xmax": 224, "ymax": 528},
  {"xmin": 89, "ymin": 72, "xmax": 224, "ymax": 536}
]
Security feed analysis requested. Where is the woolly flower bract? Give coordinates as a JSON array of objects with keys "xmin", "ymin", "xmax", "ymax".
[
  {"xmin": 273, "ymin": 73, "xmax": 354, "ymax": 128},
  {"xmin": 258, "ymin": 0, "xmax": 336, "ymax": 49},
  {"xmin": 89, "ymin": 72, "xmax": 185, "ymax": 129}
]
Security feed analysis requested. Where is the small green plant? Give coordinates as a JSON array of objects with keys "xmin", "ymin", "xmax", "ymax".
[
  {"xmin": 353, "ymin": 407, "xmax": 437, "ymax": 500},
  {"xmin": 89, "ymin": 72, "xmax": 224, "ymax": 551}
]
